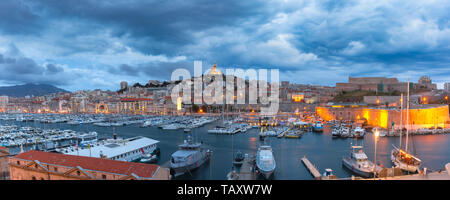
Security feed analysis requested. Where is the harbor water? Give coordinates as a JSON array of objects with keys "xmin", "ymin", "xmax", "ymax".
[{"xmin": 3, "ymin": 120, "xmax": 450, "ymax": 180}]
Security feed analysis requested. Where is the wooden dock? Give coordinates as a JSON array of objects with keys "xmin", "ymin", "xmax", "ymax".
[
  {"xmin": 301, "ymin": 156, "xmax": 321, "ymax": 180},
  {"xmin": 227, "ymin": 154, "xmax": 257, "ymax": 180}
]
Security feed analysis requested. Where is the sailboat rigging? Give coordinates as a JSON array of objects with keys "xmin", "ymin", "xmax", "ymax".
[{"xmin": 391, "ymin": 79, "xmax": 422, "ymax": 173}]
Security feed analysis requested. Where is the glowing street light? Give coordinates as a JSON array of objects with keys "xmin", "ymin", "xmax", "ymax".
[
  {"xmin": 373, "ymin": 130, "xmax": 380, "ymax": 178},
  {"xmin": 422, "ymin": 97, "xmax": 428, "ymax": 104}
]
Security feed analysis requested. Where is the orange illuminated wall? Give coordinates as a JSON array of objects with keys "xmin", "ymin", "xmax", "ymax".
[
  {"xmin": 315, "ymin": 107, "xmax": 334, "ymax": 121},
  {"xmin": 363, "ymin": 109, "xmax": 370, "ymax": 122},
  {"xmin": 360, "ymin": 108, "xmax": 389, "ymax": 128},
  {"xmin": 406, "ymin": 106, "xmax": 449, "ymax": 129},
  {"xmin": 316, "ymin": 105, "xmax": 450, "ymax": 129},
  {"xmin": 380, "ymin": 109, "xmax": 388, "ymax": 128}
]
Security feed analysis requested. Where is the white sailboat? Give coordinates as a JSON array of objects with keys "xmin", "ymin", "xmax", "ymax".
[{"xmin": 391, "ymin": 79, "xmax": 422, "ymax": 173}]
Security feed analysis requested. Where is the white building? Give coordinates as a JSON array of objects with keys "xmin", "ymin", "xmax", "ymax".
[
  {"xmin": 444, "ymin": 83, "xmax": 450, "ymax": 93},
  {"xmin": 67, "ymin": 136, "xmax": 159, "ymax": 162}
]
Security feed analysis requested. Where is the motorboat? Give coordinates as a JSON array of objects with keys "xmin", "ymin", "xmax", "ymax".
[
  {"xmin": 233, "ymin": 151, "xmax": 245, "ymax": 166},
  {"xmin": 352, "ymin": 126, "xmax": 365, "ymax": 138},
  {"xmin": 312, "ymin": 121, "xmax": 324, "ymax": 132},
  {"xmin": 139, "ymin": 147, "xmax": 160, "ymax": 163},
  {"xmin": 342, "ymin": 144, "xmax": 382, "ymax": 178},
  {"xmin": 255, "ymin": 146, "xmax": 276, "ymax": 179},
  {"xmin": 170, "ymin": 135, "xmax": 212, "ymax": 177}
]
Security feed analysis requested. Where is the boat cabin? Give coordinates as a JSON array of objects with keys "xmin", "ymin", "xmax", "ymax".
[
  {"xmin": 395, "ymin": 149, "xmax": 421, "ymax": 166},
  {"xmin": 352, "ymin": 150, "xmax": 368, "ymax": 162}
]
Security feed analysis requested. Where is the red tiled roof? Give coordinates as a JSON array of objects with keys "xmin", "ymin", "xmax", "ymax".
[
  {"xmin": 0, "ymin": 146, "xmax": 8, "ymax": 150},
  {"xmin": 14, "ymin": 150, "xmax": 160, "ymax": 178}
]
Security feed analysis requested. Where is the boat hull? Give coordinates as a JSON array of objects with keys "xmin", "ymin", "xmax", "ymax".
[
  {"xmin": 313, "ymin": 127, "xmax": 323, "ymax": 132},
  {"xmin": 342, "ymin": 158, "xmax": 374, "ymax": 178},
  {"xmin": 258, "ymin": 169, "xmax": 274, "ymax": 179},
  {"xmin": 170, "ymin": 153, "xmax": 211, "ymax": 177},
  {"xmin": 390, "ymin": 150, "xmax": 420, "ymax": 173}
]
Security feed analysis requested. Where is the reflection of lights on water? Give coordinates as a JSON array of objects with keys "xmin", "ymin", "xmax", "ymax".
[{"xmin": 248, "ymin": 137, "xmax": 258, "ymax": 149}]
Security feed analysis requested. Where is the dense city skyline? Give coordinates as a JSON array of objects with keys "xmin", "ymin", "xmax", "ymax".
[{"xmin": 0, "ymin": 0, "xmax": 450, "ymax": 91}]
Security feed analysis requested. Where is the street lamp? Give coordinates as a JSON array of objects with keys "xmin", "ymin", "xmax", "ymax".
[{"xmin": 373, "ymin": 130, "xmax": 380, "ymax": 178}]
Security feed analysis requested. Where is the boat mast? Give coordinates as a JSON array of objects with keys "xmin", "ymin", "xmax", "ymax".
[
  {"xmin": 406, "ymin": 79, "xmax": 410, "ymax": 152},
  {"xmin": 399, "ymin": 93, "xmax": 403, "ymax": 149},
  {"xmin": 231, "ymin": 124, "xmax": 234, "ymax": 168},
  {"xmin": 222, "ymin": 93, "xmax": 225, "ymax": 125}
]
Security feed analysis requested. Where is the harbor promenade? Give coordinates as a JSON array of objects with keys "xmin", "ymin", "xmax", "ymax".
[{"xmin": 365, "ymin": 171, "xmax": 450, "ymax": 180}]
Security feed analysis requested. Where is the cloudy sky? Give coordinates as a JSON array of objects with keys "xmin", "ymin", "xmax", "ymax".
[{"xmin": 0, "ymin": 0, "xmax": 449, "ymax": 91}]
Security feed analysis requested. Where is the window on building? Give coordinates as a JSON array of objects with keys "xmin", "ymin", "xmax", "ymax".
[
  {"xmin": 35, "ymin": 164, "xmax": 38, "ymax": 169},
  {"xmin": 54, "ymin": 167, "xmax": 58, "ymax": 172},
  {"xmin": 102, "ymin": 174, "xmax": 107, "ymax": 180},
  {"xmin": 16, "ymin": 161, "xmax": 20, "ymax": 165},
  {"xmin": 32, "ymin": 176, "xmax": 36, "ymax": 180},
  {"xmin": 41, "ymin": 178, "xmax": 44, "ymax": 180},
  {"xmin": 77, "ymin": 171, "xmax": 81, "ymax": 176}
]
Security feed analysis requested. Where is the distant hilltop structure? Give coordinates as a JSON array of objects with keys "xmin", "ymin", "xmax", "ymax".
[
  {"xmin": 120, "ymin": 81, "xmax": 128, "ymax": 90},
  {"xmin": 336, "ymin": 76, "xmax": 437, "ymax": 93},
  {"xmin": 206, "ymin": 61, "xmax": 222, "ymax": 75}
]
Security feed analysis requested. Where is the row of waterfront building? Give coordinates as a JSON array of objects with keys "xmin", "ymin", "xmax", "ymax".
[{"xmin": 0, "ymin": 63, "xmax": 449, "ymax": 118}]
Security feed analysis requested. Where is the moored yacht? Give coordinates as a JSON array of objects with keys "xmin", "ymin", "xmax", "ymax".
[
  {"xmin": 352, "ymin": 126, "xmax": 365, "ymax": 138},
  {"xmin": 391, "ymin": 145, "xmax": 421, "ymax": 173},
  {"xmin": 170, "ymin": 135, "xmax": 212, "ymax": 177},
  {"xmin": 391, "ymin": 81, "xmax": 422, "ymax": 173},
  {"xmin": 139, "ymin": 147, "xmax": 160, "ymax": 163},
  {"xmin": 312, "ymin": 121, "xmax": 323, "ymax": 132},
  {"xmin": 342, "ymin": 144, "xmax": 382, "ymax": 178},
  {"xmin": 256, "ymin": 146, "xmax": 276, "ymax": 179}
]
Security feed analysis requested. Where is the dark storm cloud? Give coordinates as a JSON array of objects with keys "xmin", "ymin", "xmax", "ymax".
[
  {"xmin": 1, "ymin": 0, "xmax": 450, "ymax": 90},
  {"xmin": 45, "ymin": 63, "xmax": 64, "ymax": 74},
  {"xmin": 0, "ymin": 1, "xmax": 41, "ymax": 35},
  {"xmin": 119, "ymin": 64, "xmax": 140, "ymax": 77},
  {"xmin": 0, "ymin": 52, "xmax": 68, "ymax": 85},
  {"xmin": 141, "ymin": 61, "xmax": 194, "ymax": 80},
  {"xmin": 30, "ymin": 0, "xmax": 267, "ymax": 55},
  {"xmin": 108, "ymin": 60, "xmax": 194, "ymax": 80}
]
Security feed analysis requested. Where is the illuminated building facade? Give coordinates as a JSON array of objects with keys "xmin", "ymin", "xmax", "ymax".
[
  {"xmin": 118, "ymin": 98, "xmax": 153, "ymax": 114},
  {"xmin": 316, "ymin": 104, "xmax": 450, "ymax": 129},
  {"xmin": 336, "ymin": 76, "xmax": 437, "ymax": 93},
  {"xmin": 291, "ymin": 93, "xmax": 304, "ymax": 102}
]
